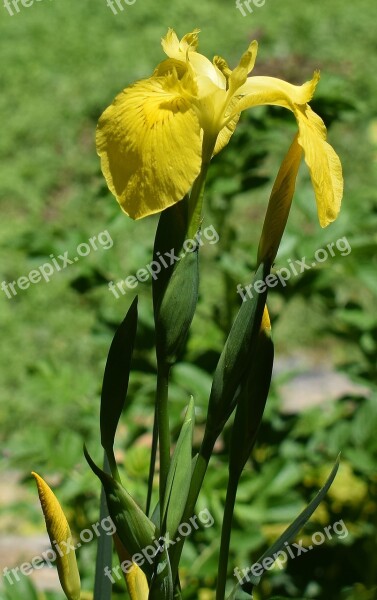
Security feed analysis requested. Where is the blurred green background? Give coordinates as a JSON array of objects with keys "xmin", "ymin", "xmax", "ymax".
[{"xmin": 1, "ymin": 0, "xmax": 377, "ymax": 598}]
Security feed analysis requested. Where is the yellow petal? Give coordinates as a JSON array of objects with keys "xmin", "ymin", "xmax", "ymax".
[
  {"xmin": 161, "ymin": 28, "xmax": 200, "ymax": 58},
  {"xmin": 231, "ymin": 71, "xmax": 320, "ymax": 114},
  {"xmin": 180, "ymin": 29, "xmax": 201, "ymax": 53},
  {"xmin": 257, "ymin": 135, "xmax": 303, "ymax": 264},
  {"xmin": 260, "ymin": 305, "xmax": 271, "ymax": 333},
  {"xmin": 213, "ymin": 95, "xmax": 241, "ymax": 155},
  {"xmin": 114, "ymin": 532, "xmax": 149, "ymax": 600},
  {"xmin": 294, "ymin": 105, "xmax": 343, "ymax": 227},
  {"xmin": 96, "ymin": 74, "xmax": 203, "ymax": 219},
  {"xmin": 213, "ymin": 55, "xmax": 232, "ymax": 82},
  {"xmin": 161, "ymin": 28, "xmax": 181, "ymax": 58},
  {"xmin": 229, "ymin": 71, "xmax": 343, "ymax": 226},
  {"xmin": 228, "ymin": 40, "xmax": 258, "ymax": 96},
  {"xmin": 162, "ymin": 29, "xmax": 226, "ymax": 91},
  {"xmin": 32, "ymin": 472, "xmax": 81, "ymax": 600},
  {"xmin": 214, "ymin": 113, "xmax": 240, "ymax": 155},
  {"xmin": 126, "ymin": 563, "xmax": 149, "ymax": 600},
  {"xmin": 189, "ymin": 51, "xmax": 226, "ymax": 91}
]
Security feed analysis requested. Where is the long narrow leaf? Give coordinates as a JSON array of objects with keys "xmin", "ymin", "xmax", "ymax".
[
  {"xmin": 203, "ymin": 261, "xmax": 270, "ymax": 448},
  {"xmin": 93, "ymin": 452, "xmax": 113, "ymax": 600},
  {"xmin": 148, "ymin": 545, "xmax": 174, "ymax": 600},
  {"xmin": 100, "ymin": 296, "xmax": 138, "ymax": 472},
  {"xmin": 161, "ymin": 398, "xmax": 195, "ymax": 538},
  {"xmin": 226, "ymin": 455, "xmax": 340, "ymax": 598}
]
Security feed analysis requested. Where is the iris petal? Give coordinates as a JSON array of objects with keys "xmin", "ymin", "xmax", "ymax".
[
  {"xmin": 295, "ymin": 105, "xmax": 343, "ymax": 227},
  {"xmin": 228, "ymin": 71, "xmax": 342, "ymax": 226},
  {"xmin": 96, "ymin": 76, "xmax": 202, "ymax": 219},
  {"xmin": 232, "ymin": 72, "xmax": 320, "ymax": 114}
]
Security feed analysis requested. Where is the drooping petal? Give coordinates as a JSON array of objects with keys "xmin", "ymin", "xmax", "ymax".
[
  {"xmin": 228, "ymin": 71, "xmax": 342, "ymax": 226},
  {"xmin": 231, "ymin": 71, "xmax": 320, "ymax": 114},
  {"xmin": 32, "ymin": 473, "xmax": 81, "ymax": 600},
  {"xmin": 96, "ymin": 74, "xmax": 203, "ymax": 219},
  {"xmin": 294, "ymin": 105, "xmax": 343, "ymax": 227}
]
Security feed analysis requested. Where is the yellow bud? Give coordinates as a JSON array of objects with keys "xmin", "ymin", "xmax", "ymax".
[{"xmin": 32, "ymin": 472, "xmax": 81, "ymax": 600}]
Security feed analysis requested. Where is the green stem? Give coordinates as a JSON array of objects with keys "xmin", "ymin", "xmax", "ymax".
[
  {"xmin": 146, "ymin": 401, "xmax": 158, "ymax": 516},
  {"xmin": 157, "ymin": 361, "xmax": 171, "ymax": 516},
  {"xmin": 187, "ymin": 135, "xmax": 217, "ymax": 239},
  {"xmin": 216, "ymin": 472, "xmax": 239, "ymax": 600}
]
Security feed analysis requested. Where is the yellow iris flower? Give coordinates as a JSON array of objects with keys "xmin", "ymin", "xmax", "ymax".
[{"xmin": 96, "ymin": 28, "xmax": 343, "ymax": 226}]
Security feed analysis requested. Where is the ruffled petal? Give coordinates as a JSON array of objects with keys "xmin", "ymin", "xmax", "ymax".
[
  {"xmin": 162, "ymin": 28, "xmax": 226, "ymax": 91},
  {"xmin": 96, "ymin": 75, "xmax": 203, "ymax": 219},
  {"xmin": 294, "ymin": 105, "xmax": 343, "ymax": 227},
  {"xmin": 161, "ymin": 28, "xmax": 200, "ymax": 58}
]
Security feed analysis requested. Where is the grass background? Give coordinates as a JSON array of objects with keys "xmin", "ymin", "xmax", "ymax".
[{"xmin": 1, "ymin": 0, "xmax": 377, "ymax": 598}]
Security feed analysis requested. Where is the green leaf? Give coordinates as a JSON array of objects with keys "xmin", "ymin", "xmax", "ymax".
[
  {"xmin": 155, "ymin": 250, "xmax": 199, "ymax": 365},
  {"xmin": 162, "ymin": 398, "xmax": 195, "ymax": 538},
  {"xmin": 100, "ymin": 297, "xmax": 138, "ymax": 478},
  {"xmin": 203, "ymin": 261, "xmax": 270, "ymax": 449},
  {"xmin": 2, "ymin": 573, "xmax": 40, "ymax": 600},
  {"xmin": 84, "ymin": 446, "xmax": 156, "ymax": 578},
  {"xmin": 152, "ymin": 196, "xmax": 190, "ymax": 309},
  {"xmin": 226, "ymin": 586, "xmax": 251, "ymax": 600},
  {"xmin": 226, "ymin": 455, "xmax": 340, "ymax": 597},
  {"xmin": 148, "ymin": 545, "xmax": 174, "ymax": 600},
  {"xmin": 94, "ymin": 452, "xmax": 113, "ymax": 600},
  {"xmin": 229, "ymin": 322, "xmax": 274, "ymax": 479},
  {"xmin": 153, "ymin": 197, "xmax": 199, "ymax": 366}
]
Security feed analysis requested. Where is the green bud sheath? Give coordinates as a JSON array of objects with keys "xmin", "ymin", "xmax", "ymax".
[{"xmin": 84, "ymin": 447, "xmax": 156, "ymax": 578}]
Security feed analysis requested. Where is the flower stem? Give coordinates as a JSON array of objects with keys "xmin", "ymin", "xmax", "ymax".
[
  {"xmin": 146, "ymin": 402, "xmax": 158, "ymax": 516},
  {"xmin": 156, "ymin": 361, "xmax": 171, "ymax": 516},
  {"xmin": 187, "ymin": 134, "xmax": 216, "ymax": 238},
  {"xmin": 216, "ymin": 472, "xmax": 239, "ymax": 600}
]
